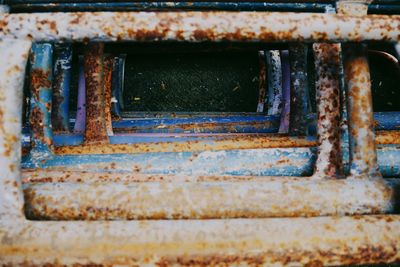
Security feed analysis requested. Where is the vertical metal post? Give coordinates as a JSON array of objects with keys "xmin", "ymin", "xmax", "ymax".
[
  {"xmin": 29, "ymin": 43, "xmax": 54, "ymax": 160},
  {"xmin": 83, "ymin": 43, "xmax": 109, "ymax": 144},
  {"xmin": 0, "ymin": 39, "xmax": 31, "ymax": 219},
  {"xmin": 111, "ymin": 55, "xmax": 125, "ymax": 119},
  {"xmin": 279, "ymin": 50, "xmax": 290, "ymax": 133},
  {"xmin": 338, "ymin": 44, "xmax": 350, "ymax": 175},
  {"xmin": 74, "ymin": 55, "xmax": 86, "ymax": 134},
  {"xmin": 313, "ymin": 43, "xmax": 342, "ymax": 177},
  {"xmin": 344, "ymin": 45, "xmax": 380, "ymax": 178},
  {"xmin": 312, "ymin": 5, "xmax": 343, "ymax": 178},
  {"xmin": 266, "ymin": 50, "xmax": 283, "ymax": 116},
  {"xmin": 104, "ymin": 55, "xmax": 114, "ymax": 136},
  {"xmin": 52, "ymin": 43, "xmax": 72, "ymax": 133},
  {"xmin": 339, "ymin": 0, "xmax": 380, "ymax": 178},
  {"xmin": 288, "ymin": 43, "xmax": 310, "ymax": 136},
  {"xmin": 256, "ymin": 51, "xmax": 267, "ymax": 113}
]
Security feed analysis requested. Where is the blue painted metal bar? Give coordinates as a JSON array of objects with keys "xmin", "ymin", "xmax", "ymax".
[
  {"xmin": 7, "ymin": 2, "xmax": 333, "ymax": 13},
  {"xmin": 374, "ymin": 112, "xmax": 400, "ymax": 130},
  {"xmin": 21, "ymin": 144, "xmax": 400, "ymax": 177},
  {"xmin": 22, "ymin": 147, "xmax": 318, "ymax": 176},
  {"xmin": 52, "ymin": 43, "xmax": 72, "ymax": 133},
  {"xmin": 113, "ymin": 115, "xmax": 280, "ymax": 134},
  {"xmin": 28, "ymin": 43, "xmax": 54, "ymax": 160},
  {"xmin": 7, "ymin": 2, "xmax": 399, "ymax": 15},
  {"xmin": 9, "ymin": 2, "xmax": 400, "ymax": 15},
  {"xmin": 20, "ymin": 112, "xmax": 400, "ymax": 146}
]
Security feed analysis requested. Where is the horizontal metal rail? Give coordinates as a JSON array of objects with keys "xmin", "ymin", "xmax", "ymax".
[
  {"xmin": 23, "ymin": 176, "xmax": 395, "ymax": 220},
  {"xmin": 1, "ymin": 215, "xmax": 400, "ymax": 265},
  {"xmin": 0, "ymin": 12, "xmax": 399, "ymax": 42},
  {"xmin": 20, "ymin": 144, "xmax": 400, "ymax": 177},
  {"xmin": 19, "ymin": 112, "xmax": 400, "ymax": 141}
]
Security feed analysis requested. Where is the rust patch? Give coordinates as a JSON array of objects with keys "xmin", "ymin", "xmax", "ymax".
[
  {"xmin": 30, "ymin": 69, "xmax": 51, "ymax": 100},
  {"xmin": 54, "ymin": 134, "xmax": 316, "ymax": 155},
  {"xmin": 376, "ymin": 131, "xmax": 400, "ymax": 145},
  {"xmin": 312, "ymin": 43, "xmax": 342, "ymax": 177},
  {"xmin": 51, "ymin": 67, "xmax": 65, "ymax": 133},
  {"xmin": 29, "ymin": 107, "xmax": 44, "ymax": 146},
  {"xmin": 83, "ymin": 43, "xmax": 109, "ymax": 145},
  {"xmin": 103, "ymin": 55, "xmax": 114, "ymax": 136}
]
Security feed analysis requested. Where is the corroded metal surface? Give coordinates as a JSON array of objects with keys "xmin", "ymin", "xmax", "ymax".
[
  {"xmin": 288, "ymin": 43, "xmax": 310, "ymax": 136},
  {"xmin": 1, "ymin": 215, "xmax": 400, "ymax": 265},
  {"xmin": 23, "ymin": 176, "xmax": 394, "ymax": 220},
  {"xmin": 54, "ymin": 135, "xmax": 316, "ymax": 155},
  {"xmin": 28, "ymin": 43, "xmax": 54, "ymax": 160},
  {"xmin": 20, "ymin": 141, "xmax": 400, "ymax": 177},
  {"xmin": 376, "ymin": 130, "xmax": 400, "ymax": 144},
  {"xmin": 0, "ymin": 12, "xmax": 399, "ymax": 42},
  {"xmin": 344, "ymin": 45, "xmax": 380, "ymax": 178},
  {"xmin": 0, "ymin": 39, "xmax": 31, "ymax": 219},
  {"xmin": 103, "ymin": 54, "xmax": 114, "ymax": 136},
  {"xmin": 266, "ymin": 50, "xmax": 283, "ymax": 116},
  {"xmin": 256, "ymin": 51, "xmax": 267, "ymax": 112},
  {"xmin": 51, "ymin": 43, "xmax": 72, "ymax": 133},
  {"xmin": 1, "ymin": 5, "xmax": 400, "ymax": 266},
  {"xmin": 83, "ymin": 43, "xmax": 109, "ymax": 144},
  {"xmin": 313, "ymin": 43, "xmax": 342, "ymax": 177}
]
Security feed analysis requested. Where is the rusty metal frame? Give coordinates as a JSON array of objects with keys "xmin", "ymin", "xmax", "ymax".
[{"xmin": 1, "ymin": 8, "xmax": 400, "ymax": 265}]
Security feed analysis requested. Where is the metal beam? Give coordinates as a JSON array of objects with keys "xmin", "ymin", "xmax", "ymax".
[
  {"xmin": 23, "ymin": 176, "xmax": 394, "ymax": 220},
  {"xmin": 28, "ymin": 43, "xmax": 54, "ymax": 163},
  {"xmin": 51, "ymin": 43, "xmax": 72, "ymax": 133},
  {"xmin": 0, "ymin": 12, "xmax": 398, "ymax": 42},
  {"xmin": 0, "ymin": 39, "xmax": 31, "ymax": 219},
  {"xmin": 1, "ymin": 215, "xmax": 400, "ymax": 265},
  {"xmin": 313, "ymin": 43, "xmax": 342, "ymax": 177},
  {"xmin": 83, "ymin": 43, "xmax": 109, "ymax": 144}
]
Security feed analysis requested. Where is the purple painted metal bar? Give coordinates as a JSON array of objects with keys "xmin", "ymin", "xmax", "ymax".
[
  {"xmin": 279, "ymin": 50, "xmax": 290, "ymax": 133},
  {"xmin": 256, "ymin": 51, "xmax": 267, "ymax": 113},
  {"xmin": 73, "ymin": 55, "xmax": 86, "ymax": 134}
]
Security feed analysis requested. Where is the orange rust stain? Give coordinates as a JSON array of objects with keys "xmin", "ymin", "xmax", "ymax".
[
  {"xmin": 376, "ymin": 131, "xmax": 400, "ymax": 145},
  {"xmin": 54, "ymin": 135, "xmax": 316, "ymax": 155},
  {"xmin": 83, "ymin": 43, "xmax": 109, "ymax": 145},
  {"xmin": 30, "ymin": 69, "xmax": 51, "ymax": 99}
]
